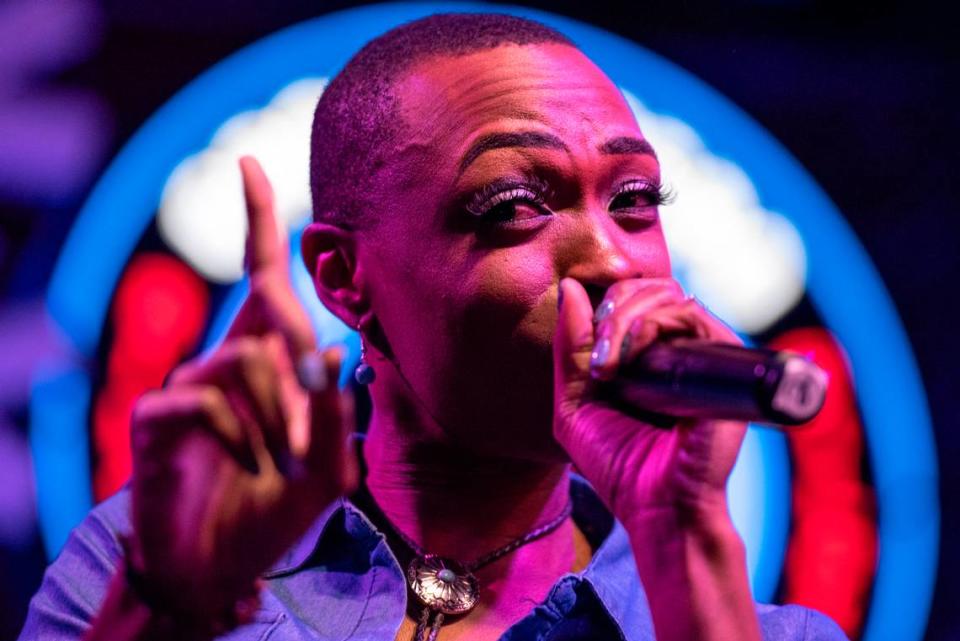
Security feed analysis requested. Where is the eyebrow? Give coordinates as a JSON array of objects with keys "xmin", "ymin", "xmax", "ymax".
[
  {"xmin": 599, "ymin": 136, "xmax": 657, "ymax": 158},
  {"xmin": 459, "ymin": 131, "xmax": 568, "ymax": 173},
  {"xmin": 458, "ymin": 131, "xmax": 657, "ymax": 174}
]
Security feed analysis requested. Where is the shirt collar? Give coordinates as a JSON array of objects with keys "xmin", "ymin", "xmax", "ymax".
[
  {"xmin": 262, "ymin": 456, "xmax": 613, "ymax": 579},
  {"xmin": 262, "ymin": 497, "xmax": 347, "ymax": 578},
  {"xmin": 261, "ymin": 442, "xmax": 650, "ymax": 641}
]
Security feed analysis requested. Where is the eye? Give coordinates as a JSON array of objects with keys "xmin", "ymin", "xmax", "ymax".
[
  {"xmin": 465, "ymin": 177, "xmax": 552, "ymax": 226},
  {"xmin": 473, "ymin": 187, "xmax": 545, "ymax": 223},
  {"xmin": 608, "ymin": 179, "xmax": 671, "ymax": 214}
]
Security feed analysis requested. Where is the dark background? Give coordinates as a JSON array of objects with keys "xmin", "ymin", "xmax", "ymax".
[{"xmin": 0, "ymin": 0, "xmax": 956, "ymax": 639}]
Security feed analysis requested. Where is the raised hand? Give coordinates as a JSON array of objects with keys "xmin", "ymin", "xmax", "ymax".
[{"xmin": 124, "ymin": 156, "xmax": 358, "ymax": 626}]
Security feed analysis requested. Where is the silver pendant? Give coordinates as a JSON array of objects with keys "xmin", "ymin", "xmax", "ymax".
[{"xmin": 407, "ymin": 555, "xmax": 480, "ymax": 615}]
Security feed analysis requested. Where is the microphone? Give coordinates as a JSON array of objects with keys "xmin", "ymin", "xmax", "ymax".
[{"xmin": 608, "ymin": 338, "xmax": 828, "ymax": 426}]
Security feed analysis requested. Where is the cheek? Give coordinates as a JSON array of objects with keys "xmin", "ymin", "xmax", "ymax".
[
  {"xmin": 368, "ymin": 240, "xmax": 561, "ymax": 453},
  {"xmin": 642, "ymin": 226, "xmax": 672, "ymax": 277},
  {"xmin": 367, "ymin": 231, "xmax": 559, "ymax": 380},
  {"xmin": 457, "ymin": 247, "xmax": 559, "ymax": 347},
  {"xmin": 429, "ymin": 249, "xmax": 560, "ymax": 453}
]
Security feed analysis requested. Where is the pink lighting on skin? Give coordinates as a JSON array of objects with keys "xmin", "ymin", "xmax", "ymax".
[{"xmin": 302, "ymin": 42, "xmax": 761, "ymax": 641}]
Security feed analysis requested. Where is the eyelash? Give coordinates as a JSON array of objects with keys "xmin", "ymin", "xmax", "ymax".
[
  {"xmin": 608, "ymin": 179, "xmax": 674, "ymax": 213},
  {"xmin": 465, "ymin": 175, "xmax": 551, "ymax": 219},
  {"xmin": 464, "ymin": 176, "xmax": 672, "ymax": 223}
]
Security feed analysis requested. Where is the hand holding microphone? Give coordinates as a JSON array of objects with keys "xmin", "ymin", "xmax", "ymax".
[
  {"xmin": 587, "ymin": 283, "xmax": 826, "ymax": 427},
  {"xmin": 552, "ymin": 274, "xmax": 826, "ymax": 523},
  {"xmin": 550, "ymin": 276, "xmax": 777, "ymax": 641},
  {"xmin": 552, "ymin": 277, "xmax": 750, "ymax": 519}
]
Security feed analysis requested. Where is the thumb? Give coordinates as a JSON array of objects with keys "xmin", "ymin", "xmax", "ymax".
[{"xmin": 553, "ymin": 278, "xmax": 596, "ymax": 409}]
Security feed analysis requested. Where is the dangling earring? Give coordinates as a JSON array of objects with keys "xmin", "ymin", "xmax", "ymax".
[{"xmin": 354, "ymin": 324, "xmax": 376, "ymax": 385}]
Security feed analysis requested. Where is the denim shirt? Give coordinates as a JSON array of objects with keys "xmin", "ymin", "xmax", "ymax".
[{"xmin": 19, "ymin": 478, "xmax": 847, "ymax": 641}]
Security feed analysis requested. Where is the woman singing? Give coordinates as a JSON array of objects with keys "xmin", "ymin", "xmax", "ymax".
[{"xmin": 20, "ymin": 12, "xmax": 847, "ymax": 641}]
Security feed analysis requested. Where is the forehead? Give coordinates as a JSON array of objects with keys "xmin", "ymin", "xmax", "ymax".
[{"xmin": 391, "ymin": 43, "xmax": 644, "ymax": 163}]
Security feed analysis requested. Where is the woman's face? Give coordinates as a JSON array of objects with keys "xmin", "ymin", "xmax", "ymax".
[{"xmin": 359, "ymin": 43, "xmax": 671, "ymax": 460}]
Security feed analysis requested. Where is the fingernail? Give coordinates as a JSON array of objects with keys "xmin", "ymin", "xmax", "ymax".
[
  {"xmin": 296, "ymin": 352, "xmax": 328, "ymax": 393},
  {"xmin": 593, "ymin": 299, "xmax": 614, "ymax": 324},
  {"xmin": 590, "ymin": 337, "xmax": 611, "ymax": 369}
]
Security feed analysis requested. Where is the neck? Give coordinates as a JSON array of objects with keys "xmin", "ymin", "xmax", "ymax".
[{"xmin": 362, "ymin": 408, "xmax": 572, "ymax": 567}]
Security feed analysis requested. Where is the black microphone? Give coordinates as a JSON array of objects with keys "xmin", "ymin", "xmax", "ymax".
[{"xmin": 609, "ymin": 338, "xmax": 828, "ymax": 426}]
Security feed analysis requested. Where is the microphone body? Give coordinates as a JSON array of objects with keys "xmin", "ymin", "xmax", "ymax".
[{"xmin": 610, "ymin": 339, "xmax": 828, "ymax": 426}]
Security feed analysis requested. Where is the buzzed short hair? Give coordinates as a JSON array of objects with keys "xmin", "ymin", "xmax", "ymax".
[{"xmin": 309, "ymin": 13, "xmax": 576, "ymax": 229}]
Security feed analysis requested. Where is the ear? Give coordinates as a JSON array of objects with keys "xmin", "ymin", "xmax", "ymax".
[{"xmin": 301, "ymin": 221, "xmax": 368, "ymax": 329}]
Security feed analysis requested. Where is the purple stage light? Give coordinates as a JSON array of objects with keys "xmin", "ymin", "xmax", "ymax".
[
  {"xmin": 0, "ymin": 0, "xmax": 111, "ymax": 205},
  {"xmin": 0, "ymin": 420, "xmax": 36, "ymax": 548}
]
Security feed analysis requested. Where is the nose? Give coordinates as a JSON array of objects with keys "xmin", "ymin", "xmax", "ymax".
[{"xmin": 559, "ymin": 210, "xmax": 664, "ymax": 311}]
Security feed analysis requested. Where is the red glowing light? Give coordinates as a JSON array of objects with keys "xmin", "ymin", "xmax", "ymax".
[
  {"xmin": 92, "ymin": 253, "xmax": 209, "ymax": 501},
  {"xmin": 770, "ymin": 328, "xmax": 878, "ymax": 639}
]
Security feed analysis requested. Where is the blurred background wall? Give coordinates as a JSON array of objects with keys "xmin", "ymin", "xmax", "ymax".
[{"xmin": 0, "ymin": 1, "xmax": 955, "ymax": 640}]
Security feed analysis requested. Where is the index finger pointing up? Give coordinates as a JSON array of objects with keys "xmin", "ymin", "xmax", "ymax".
[
  {"xmin": 240, "ymin": 155, "xmax": 286, "ymax": 276},
  {"xmin": 234, "ymin": 155, "xmax": 317, "ymax": 357}
]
